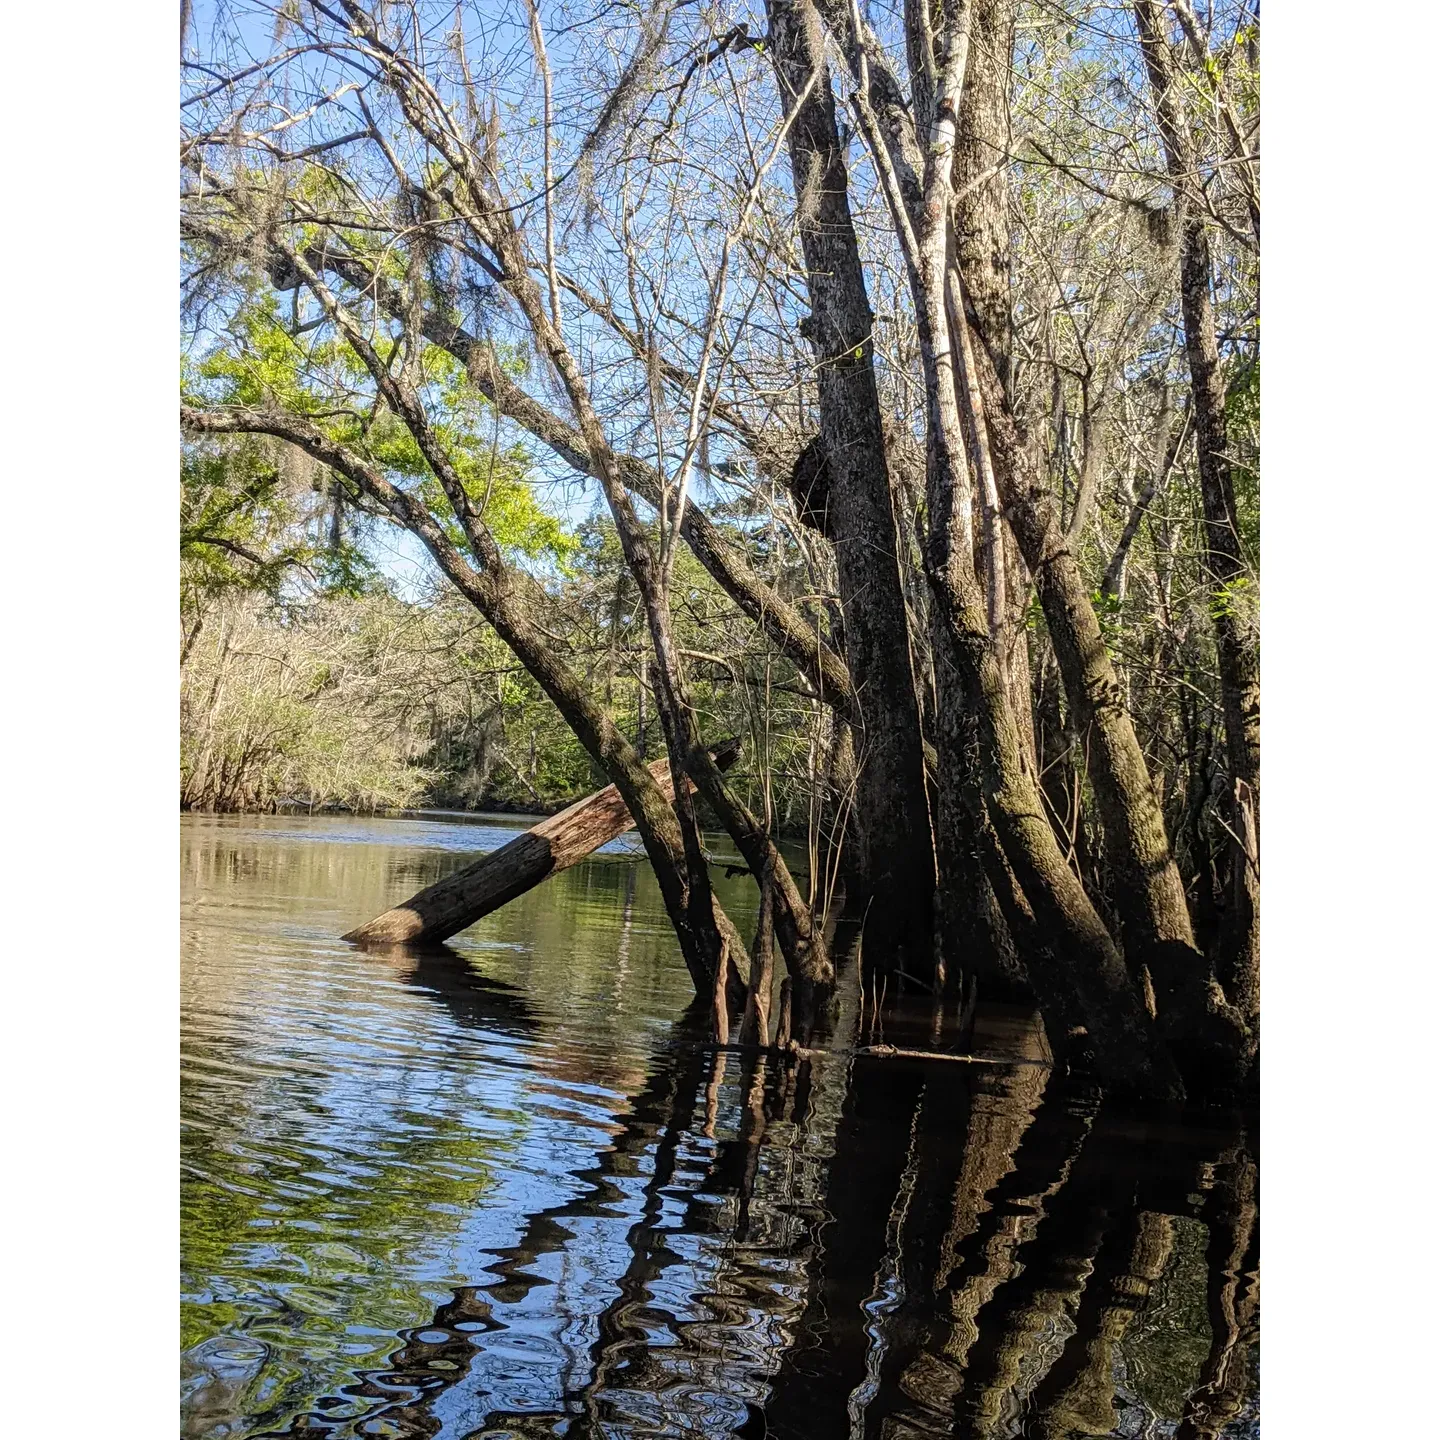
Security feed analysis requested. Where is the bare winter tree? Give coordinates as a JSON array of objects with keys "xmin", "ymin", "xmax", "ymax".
[{"xmin": 181, "ymin": 0, "xmax": 1260, "ymax": 1097}]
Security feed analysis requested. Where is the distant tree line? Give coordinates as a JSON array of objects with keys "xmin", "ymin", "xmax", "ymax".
[{"xmin": 182, "ymin": 444, "xmax": 825, "ymax": 826}]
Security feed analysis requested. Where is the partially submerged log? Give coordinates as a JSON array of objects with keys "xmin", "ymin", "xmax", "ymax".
[{"xmin": 344, "ymin": 739, "xmax": 742, "ymax": 947}]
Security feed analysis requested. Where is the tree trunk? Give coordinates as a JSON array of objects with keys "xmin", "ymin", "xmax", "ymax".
[
  {"xmin": 343, "ymin": 740, "xmax": 741, "ymax": 947},
  {"xmin": 1134, "ymin": 0, "xmax": 1260, "ymax": 1023},
  {"xmin": 738, "ymin": 878, "xmax": 776, "ymax": 1047},
  {"xmin": 470, "ymin": 179, "xmax": 823, "ymax": 1024},
  {"xmin": 693, "ymin": 754, "xmax": 833, "ymax": 989},
  {"xmin": 961, "ymin": 309, "xmax": 1249, "ymax": 1084},
  {"xmin": 953, "ymin": 0, "xmax": 1016, "ymax": 394},
  {"xmin": 943, "ymin": 0, "xmax": 1249, "ymax": 1087},
  {"xmin": 921, "ymin": 372, "xmax": 1182, "ymax": 1095},
  {"xmin": 938, "ymin": 581, "xmax": 1183, "ymax": 1097},
  {"xmin": 936, "ymin": 747, "xmax": 1026, "ymax": 1003},
  {"xmin": 1001, "ymin": 525, "xmax": 1038, "ymax": 773},
  {"xmin": 765, "ymin": 0, "xmax": 937, "ymax": 981}
]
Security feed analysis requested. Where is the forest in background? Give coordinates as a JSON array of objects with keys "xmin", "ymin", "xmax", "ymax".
[
  {"xmin": 181, "ymin": 0, "xmax": 1258, "ymax": 1098},
  {"xmin": 181, "ymin": 435, "xmax": 825, "ymax": 825}
]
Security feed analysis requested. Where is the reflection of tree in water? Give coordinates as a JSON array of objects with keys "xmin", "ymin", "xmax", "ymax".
[
  {"xmin": 259, "ymin": 1015, "xmax": 835, "ymax": 1437},
  {"xmin": 181, "ymin": 949, "xmax": 542, "ymax": 1436},
  {"xmin": 183, "ymin": 820, "xmax": 773, "ymax": 1440},
  {"xmin": 1023, "ymin": 1207, "xmax": 1176, "ymax": 1438},
  {"xmin": 184, "ymin": 824, "xmax": 1257, "ymax": 1438},
  {"xmin": 1176, "ymin": 1147, "xmax": 1259, "ymax": 1440},
  {"xmin": 757, "ymin": 1055, "xmax": 1256, "ymax": 1440},
  {"xmin": 253, "ymin": 995, "xmax": 1255, "ymax": 1440}
]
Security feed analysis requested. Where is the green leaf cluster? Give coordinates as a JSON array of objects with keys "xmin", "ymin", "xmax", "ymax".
[{"xmin": 185, "ymin": 293, "xmax": 576, "ymax": 569}]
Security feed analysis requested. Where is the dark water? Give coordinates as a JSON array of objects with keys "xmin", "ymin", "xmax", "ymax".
[{"xmin": 181, "ymin": 813, "xmax": 1258, "ymax": 1439}]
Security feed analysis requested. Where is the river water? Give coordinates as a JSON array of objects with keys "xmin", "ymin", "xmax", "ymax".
[{"xmin": 181, "ymin": 812, "xmax": 1258, "ymax": 1439}]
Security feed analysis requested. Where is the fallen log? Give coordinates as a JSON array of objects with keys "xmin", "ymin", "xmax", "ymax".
[{"xmin": 343, "ymin": 739, "xmax": 742, "ymax": 947}]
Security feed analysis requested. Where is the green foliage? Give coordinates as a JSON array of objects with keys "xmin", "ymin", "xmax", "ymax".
[
  {"xmin": 185, "ymin": 300, "xmax": 576, "ymax": 569},
  {"xmin": 1210, "ymin": 574, "xmax": 1256, "ymax": 627},
  {"xmin": 181, "ymin": 437, "xmax": 371, "ymax": 602},
  {"xmin": 1092, "ymin": 585, "xmax": 1125, "ymax": 643},
  {"xmin": 1227, "ymin": 359, "xmax": 1260, "ymax": 559},
  {"xmin": 1022, "ymin": 590, "xmax": 1046, "ymax": 634}
]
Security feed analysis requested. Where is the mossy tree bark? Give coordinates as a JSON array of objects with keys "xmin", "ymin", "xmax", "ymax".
[
  {"xmin": 765, "ymin": 0, "xmax": 938, "ymax": 984},
  {"xmin": 1134, "ymin": 0, "xmax": 1260, "ymax": 1023},
  {"xmin": 945, "ymin": 0, "xmax": 1252, "ymax": 1085},
  {"xmin": 925, "ymin": 495, "xmax": 1184, "ymax": 1098}
]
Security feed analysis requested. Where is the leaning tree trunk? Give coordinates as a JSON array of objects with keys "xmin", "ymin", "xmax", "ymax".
[
  {"xmin": 684, "ymin": 745, "xmax": 834, "ymax": 996},
  {"xmin": 765, "ymin": 0, "xmax": 938, "ymax": 983},
  {"xmin": 276, "ymin": 38, "xmax": 763, "ymax": 1019},
  {"xmin": 344, "ymin": 741, "xmax": 742, "ymax": 946},
  {"xmin": 183, "ymin": 403, "xmax": 734, "ymax": 1001},
  {"xmin": 1134, "ymin": 0, "xmax": 1260, "ymax": 1024},
  {"xmin": 462, "ymin": 162, "xmax": 833, "ymax": 1020}
]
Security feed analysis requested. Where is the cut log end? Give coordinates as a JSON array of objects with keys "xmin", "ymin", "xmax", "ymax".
[{"xmin": 343, "ymin": 912, "xmax": 427, "ymax": 946}]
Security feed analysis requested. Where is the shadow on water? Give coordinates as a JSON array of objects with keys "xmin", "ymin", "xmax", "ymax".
[
  {"xmin": 181, "ymin": 814, "xmax": 1257, "ymax": 1440},
  {"xmin": 246, "ymin": 1040, "xmax": 1256, "ymax": 1439},
  {"xmin": 367, "ymin": 944, "xmax": 542, "ymax": 1040}
]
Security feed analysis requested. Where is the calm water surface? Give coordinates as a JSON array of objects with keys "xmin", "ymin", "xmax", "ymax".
[{"xmin": 181, "ymin": 812, "xmax": 1258, "ymax": 1439}]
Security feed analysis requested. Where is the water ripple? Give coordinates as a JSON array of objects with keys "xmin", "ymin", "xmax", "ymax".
[{"xmin": 181, "ymin": 813, "xmax": 1257, "ymax": 1440}]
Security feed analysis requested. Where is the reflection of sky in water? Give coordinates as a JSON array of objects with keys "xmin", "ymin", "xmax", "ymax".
[
  {"xmin": 181, "ymin": 812, "xmax": 766, "ymax": 1437},
  {"xmin": 210, "ymin": 811, "xmax": 688, "ymax": 859},
  {"xmin": 181, "ymin": 813, "xmax": 1256, "ymax": 1440}
]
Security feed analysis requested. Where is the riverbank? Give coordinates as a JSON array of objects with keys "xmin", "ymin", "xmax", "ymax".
[{"xmin": 181, "ymin": 792, "xmax": 819, "ymax": 840}]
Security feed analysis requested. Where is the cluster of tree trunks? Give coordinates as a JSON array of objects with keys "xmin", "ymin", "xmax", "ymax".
[
  {"xmin": 755, "ymin": 0, "xmax": 1255, "ymax": 1097},
  {"xmin": 182, "ymin": 0, "xmax": 1258, "ymax": 1100}
]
